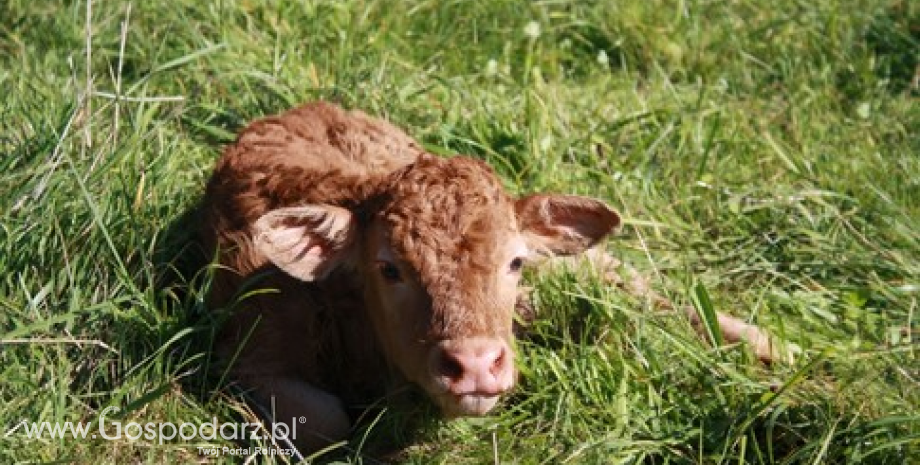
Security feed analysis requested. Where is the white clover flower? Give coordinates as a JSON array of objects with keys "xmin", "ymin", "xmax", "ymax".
[
  {"xmin": 597, "ymin": 50, "xmax": 609, "ymax": 66},
  {"xmin": 539, "ymin": 135, "xmax": 553, "ymax": 152},
  {"xmin": 524, "ymin": 21, "xmax": 541, "ymax": 39},
  {"xmin": 485, "ymin": 59, "xmax": 499, "ymax": 76}
]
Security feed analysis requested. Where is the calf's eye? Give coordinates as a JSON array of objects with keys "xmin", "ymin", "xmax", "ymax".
[
  {"xmin": 509, "ymin": 257, "xmax": 524, "ymax": 273},
  {"xmin": 377, "ymin": 260, "xmax": 402, "ymax": 283}
]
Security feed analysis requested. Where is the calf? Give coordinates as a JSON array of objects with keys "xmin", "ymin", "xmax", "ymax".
[{"xmin": 200, "ymin": 102, "xmax": 619, "ymax": 452}]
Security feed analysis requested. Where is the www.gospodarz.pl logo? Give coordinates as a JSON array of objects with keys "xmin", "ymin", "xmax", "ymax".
[{"xmin": 4, "ymin": 406, "xmax": 306, "ymax": 446}]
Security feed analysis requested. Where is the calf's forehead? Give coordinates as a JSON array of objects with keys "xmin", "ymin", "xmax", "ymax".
[
  {"xmin": 369, "ymin": 156, "xmax": 527, "ymax": 339},
  {"xmin": 381, "ymin": 155, "xmax": 519, "ymax": 285}
]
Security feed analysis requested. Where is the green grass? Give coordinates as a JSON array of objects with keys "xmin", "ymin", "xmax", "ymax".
[{"xmin": 1, "ymin": 0, "xmax": 918, "ymax": 463}]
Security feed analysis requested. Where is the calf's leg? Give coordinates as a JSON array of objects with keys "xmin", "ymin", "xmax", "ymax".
[
  {"xmin": 246, "ymin": 377, "xmax": 352, "ymax": 453},
  {"xmin": 528, "ymin": 249, "xmax": 791, "ymax": 364}
]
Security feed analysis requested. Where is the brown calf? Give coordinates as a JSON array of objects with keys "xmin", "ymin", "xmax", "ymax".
[{"xmin": 199, "ymin": 102, "xmax": 619, "ymax": 452}]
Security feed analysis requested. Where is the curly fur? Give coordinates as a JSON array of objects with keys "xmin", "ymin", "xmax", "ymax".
[
  {"xmin": 200, "ymin": 102, "xmax": 426, "ymax": 403},
  {"xmin": 382, "ymin": 154, "xmax": 517, "ymax": 339},
  {"xmin": 201, "ymin": 100, "xmax": 527, "ymax": 399},
  {"xmin": 198, "ymin": 101, "xmax": 619, "ymax": 452}
]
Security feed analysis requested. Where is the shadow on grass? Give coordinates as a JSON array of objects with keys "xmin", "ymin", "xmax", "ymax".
[{"xmin": 865, "ymin": 2, "xmax": 919, "ymax": 96}]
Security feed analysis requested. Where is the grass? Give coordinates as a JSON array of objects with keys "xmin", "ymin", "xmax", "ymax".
[{"xmin": 1, "ymin": 0, "xmax": 917, "ymax": 463}]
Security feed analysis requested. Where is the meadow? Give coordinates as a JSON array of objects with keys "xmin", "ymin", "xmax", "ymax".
[{"xmin": 1, "ymin": 0, "xmax": 917, "ymax": 463}]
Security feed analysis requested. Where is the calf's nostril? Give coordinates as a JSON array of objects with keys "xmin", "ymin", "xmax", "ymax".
[
  {"xmin": 438, "ymin": 352, "xmax": 464, "ymax": 381},
  {"xmin": 489, "ymin": 348, "xmax": 506, "ymax": 376}
]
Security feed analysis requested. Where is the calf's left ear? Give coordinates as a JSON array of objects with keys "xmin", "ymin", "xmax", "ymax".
[
  {"xmin": 253, "ymin": 205, "xmax": 358, "ymax": 281},
  {"xmin": 515, "ymin": 194, "xmax": 620, "ymax": 255}
]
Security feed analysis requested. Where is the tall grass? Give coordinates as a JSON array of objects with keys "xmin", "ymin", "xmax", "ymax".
[{"xmin": 1, "ymin": 0, "xmax": 917, "ymax": 463}]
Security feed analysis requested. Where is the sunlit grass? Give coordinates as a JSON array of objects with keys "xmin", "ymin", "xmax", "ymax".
[{"xmin": 1, "ymin": 0, "xmax": 917, "ymax": 463}]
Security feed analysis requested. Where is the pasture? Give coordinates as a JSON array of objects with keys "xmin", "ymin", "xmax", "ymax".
[{"xmin": 1, "ymin": 0, "xmax": 917, "ymax": 462}]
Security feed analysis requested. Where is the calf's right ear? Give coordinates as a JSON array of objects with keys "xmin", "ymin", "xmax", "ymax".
[
  {"xmin": 253, "ymin": 205, "xmax": 358, "ymax": 281},
  {"xmin": 515, "ymin": 194, "xmax": 620, "ymax": 256}
]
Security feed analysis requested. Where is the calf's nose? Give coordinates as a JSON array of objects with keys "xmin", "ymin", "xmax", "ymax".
[{"xmin": 432, "ymin": 337, "xmax": 514, "ymax": 396}]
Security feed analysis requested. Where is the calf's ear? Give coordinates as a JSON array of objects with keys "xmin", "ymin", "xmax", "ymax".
[
  {"xmin": 515, "ymin": 194, "xmax": 620, "ymax": 255},
  {"xmin": 253, "ymin": 205, "xmax": 358, "ymax": 281}
]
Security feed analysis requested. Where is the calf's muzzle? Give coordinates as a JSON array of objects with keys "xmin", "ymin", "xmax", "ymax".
[{"xmin": 428, "ymin": 336, "xmax": 515, "ymax": 415}]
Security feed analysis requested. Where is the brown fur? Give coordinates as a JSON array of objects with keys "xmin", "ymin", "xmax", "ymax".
[
  {"xmin": 201, "ymin": 102, "xmax": 423, "ymax": 402},
  {"xmin": 199, "ymin": 101, "xmax": 620, "ymax": 452},
  {"xmin": 382, "ymin": 155, "xmax": 518, "ymax": 339},
  {"xmin": 202, "ymin": 102, "xmax": 421, "ymax": 272}
]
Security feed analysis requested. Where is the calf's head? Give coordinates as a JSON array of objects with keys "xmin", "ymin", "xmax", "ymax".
[{"xmin": 253, "ymin": 154, "xmax": 619, "ymax": 417}]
